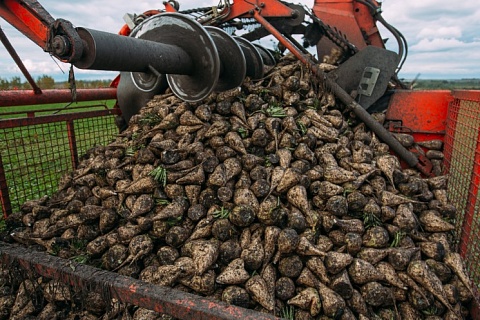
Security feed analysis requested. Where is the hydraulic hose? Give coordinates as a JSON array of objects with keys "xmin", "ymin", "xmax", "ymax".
[{"xmin": 355, "ymin": 0, "xmax": 408, "ymax": 74}]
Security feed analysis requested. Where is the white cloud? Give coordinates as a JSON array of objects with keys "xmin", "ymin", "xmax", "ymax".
[
  {"xmin": 21, "ymin": 59, "xmax": 60, "ymax": 74},
  {"xmin": 378, "ymin": 0, "xmax": 480, "ymax": 78},
  {"xmin": 416, "ymin": 27, "xmax": 462, "ymax": 40},
  {"xmin": 399, "ymin": 39, "xmax": 480, "ymax": 79},
  {"xmin": 411, "ymin": 38, "xmax": 467, "ymax": 52}
]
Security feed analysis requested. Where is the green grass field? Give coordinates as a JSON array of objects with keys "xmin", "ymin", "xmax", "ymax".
[{"xmin": 1, "ymin": 100, "xmax": 119, "ymax": 216}]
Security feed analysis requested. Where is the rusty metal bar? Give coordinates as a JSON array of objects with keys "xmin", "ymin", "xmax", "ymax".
[
  {"xmin": 452, "ymin": 90, "xmax": 480, "ymax": 102},
  {"xmin": 0, "ymin": 88, "xmax": 117, "ymax": 107},
  {"xmin": 0, "ymin": 154, "xmax": 12, "ymax": 218},
  {"xmin": 0, "ymin": 108, "xmax": 120, "ymax": 129},
  {"xmin": 0, "ymin": 242, "xmax": 280, "ymax": 320},
  {"xmin": 66, "ymin": 120, "xmax": 79, "ymax": 170},
  {"xmin": 1, "ymin": 104, "xmax": 109, "ymax": 117},
  {"xmin": 0, "ymin": 25, "xmax": 42, "ymax": 94}
]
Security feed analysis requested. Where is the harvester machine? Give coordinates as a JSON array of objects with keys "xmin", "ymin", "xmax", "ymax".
[{"xmin": 1, "ymin": 0, "xmax": 433, "ymax": 175}]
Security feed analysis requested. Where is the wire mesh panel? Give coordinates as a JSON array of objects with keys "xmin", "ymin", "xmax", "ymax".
[
  {"xmin": 74, "ymin": 115, "xmax": 119, "ymax": 157},
  {"xmin": 0, "ymin": 122, "xmax": 71, "ymax": 214},
  {"xmin": 0, "ymin": 109, "xmax": 119, "ymax": 216},
  {"xmin": 443, "ymin": 90, "xmax": 480, "ymax": 297}
]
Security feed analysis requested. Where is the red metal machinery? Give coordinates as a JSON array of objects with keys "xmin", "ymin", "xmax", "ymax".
[
  {"xmin": 0, "ymin": 0, "xmax": 52, "ymax": 49},
  {"xmin": 1, "ymin": 0, "xmax": 480, "ymax": 318},
  {"xmin": 0, "ymin": 0, "xmax": 473, "ymax": 229},
  {"xmin": 0, "ymin": 0, "xmax": 401, "ymax": 110},
  {"xmin": 313, "ymin": 0, "xmax": 385, "ymax": 57},
  {"xmin": 1, "ymin": 0, "xmax": 426, "ymax": 176},
  {"xmin": 0, "ymin": 0, "xmax": 428, "ymax": 220},
  {"xmin": 136, "ymin": 0, "xmax": 431, "ymax": 175}
]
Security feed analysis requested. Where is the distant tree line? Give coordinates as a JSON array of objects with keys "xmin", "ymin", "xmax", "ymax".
[
  {"xmin": 0, "ymin": 75, "xmax": 113, "ymax": 90},
  {"xmin": 410, "ymin": 79, "xmax": 480, "ymax": 90},
  {"xmin": 1, "ymin": 75, "xmax": 479, "ymax": 91}
]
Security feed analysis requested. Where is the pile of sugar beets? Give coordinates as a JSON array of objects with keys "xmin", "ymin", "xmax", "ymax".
[{"xmin": 1, "ymin": 53, "xmax": 477, "ymax": 320}]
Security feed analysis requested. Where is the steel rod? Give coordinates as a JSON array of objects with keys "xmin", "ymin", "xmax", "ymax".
[
  {"xmin": 253, "ymin": 11, "xmax": 428, "ymax": 174},
  {"xmin": 0, "ymin": 88, "xmax": 117, "ymax": 107},
  {"xmin": 66, "ymin": 120, "xmax": 79, "ymax": 170}
]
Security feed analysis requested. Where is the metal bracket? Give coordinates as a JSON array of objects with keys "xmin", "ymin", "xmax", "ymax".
[
  {"xmin": 123, "ymin": 13, "xmax": 137, "ymax": 29},
  {"xmin": 47, "ymin": 19, "xmax": 84, "ymax": 63},
  {"xmin": 409, "ymin": 147, "xmax": 434, "ymax": 177},
  {"xmin": 358, "ymin": 67, "xmax": 380, "ymax": 97},
  {"xmin": 330, "ymin": 46, "xmax": 400, "ymax": 111}
]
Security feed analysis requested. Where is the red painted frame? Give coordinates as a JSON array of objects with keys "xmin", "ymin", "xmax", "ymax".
[
  {"xmin": 0, "ymin": 0, "xmax": 53, "ymax": 49},
  {"xmin": 221, "ymin": 0, "xmax": 296, "ymax": 20},
  {"xmin": 385, "ymin": 90, "xmax": 453, "ymax": 140},
  {"xmin": 313, "ymin": 0, "xmax": 384, "ymax": 51},
  {"xmin": 0, "ymin": 88, "xmax": 117, "ymax": 107}
]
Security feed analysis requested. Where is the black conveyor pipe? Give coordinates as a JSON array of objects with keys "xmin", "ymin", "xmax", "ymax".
[{"xmin": 74, "ymin": 28, "xmax": 194, "ymax": 74}]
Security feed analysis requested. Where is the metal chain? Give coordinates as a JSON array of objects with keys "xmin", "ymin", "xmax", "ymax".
[
  {"xmin": 304, "ymin": 9, "xmax": 358, "ymax": 57},
  {"xmin": 178, "ymin": 6, "xmax": 213, "ymax": 15},
  {"xmin": 178, "ymin": 2, "xmax": 358, "ymax": 59}
]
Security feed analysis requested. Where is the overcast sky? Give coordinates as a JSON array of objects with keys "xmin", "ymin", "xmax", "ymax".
[{"xmin": 0, "ymin": 0, "xmax": 479, "ymax": 82}]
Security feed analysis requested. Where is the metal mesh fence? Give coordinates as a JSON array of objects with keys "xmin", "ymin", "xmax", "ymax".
[
  {"xmin": 443, "ymin": 90, "xmax": 480, "ymax": 295},
  {"xmin": 0, "ymin": 108, "xmax": 119, "ymax": 216},
  {"xmin": 74, "ymin": 114, "xmax": 119, "ymax": 157}
]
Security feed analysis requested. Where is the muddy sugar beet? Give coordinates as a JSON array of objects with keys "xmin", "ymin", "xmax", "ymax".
[{"xmin": 0, "ymin": 53, "xmax": 474, "ymax": 319}]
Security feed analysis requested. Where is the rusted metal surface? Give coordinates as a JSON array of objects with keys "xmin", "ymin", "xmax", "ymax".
[
  {"xmin": 0, "ymin": 88, "xmax": 117, "ymax": 107},
  {"xmin": 0, "ymin": 242, "xmax": 280, "ymax": 320},
  {"xmin": 443, "ymin": 90, "xmax": 480, "ymax": 253},
  {"xmin": 0, "ymin": 108, "xmax": 119, "ymax": 128},
  {"xmin": 385, "ymin": 90, "xmax": 454, "ymax": 175},
  {"xmin": 458, "ymin": 126, "xmax": 480, "ymax": 259},
  {"xmin": 222, "ymin": 0, "xmax": 297, "ymax": 20},
  {"xmin": 0, "ymin": 0, "xmax": 53, "ymax": 48},
  {"xmin": 386, "ymin": 90, "xmax": 453, "ymax": 141},
  {"xmin": 66, "ymin": 119, "xmax": 79, "ymax": 169}
]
